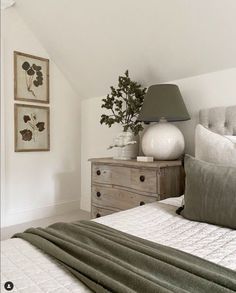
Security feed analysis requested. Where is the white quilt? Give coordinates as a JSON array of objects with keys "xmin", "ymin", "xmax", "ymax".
[{"xmin": 1, "ymin": 197, "xmax": 236, "ymax": 292}]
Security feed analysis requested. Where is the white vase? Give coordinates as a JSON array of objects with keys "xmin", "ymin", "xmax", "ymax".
[{"xmin": 113, "ymin": 131, "xmax": 139, "ymax": 160}]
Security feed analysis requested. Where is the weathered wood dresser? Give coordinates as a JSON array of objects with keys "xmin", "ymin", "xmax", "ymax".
[{"xmin": 89, "ymin": 158, "xmax": 184, "ymax": 219}]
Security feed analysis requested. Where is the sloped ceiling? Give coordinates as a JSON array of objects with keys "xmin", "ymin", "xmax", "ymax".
[{"xmin": 15, "ymin": 0, "xmax": 236, "ymax": 98}]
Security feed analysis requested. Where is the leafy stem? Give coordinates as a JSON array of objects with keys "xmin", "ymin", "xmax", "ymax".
[{"xmin": 100, "ymin": 70, "xmax": 146, "ymax": 136}]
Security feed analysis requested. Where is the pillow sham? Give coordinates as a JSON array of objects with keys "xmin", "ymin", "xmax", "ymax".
[
  {"xmin": 195, "ymin": 124, "xmax": 236, "ymax": 166},
  {"xmin": 181, "ymin": 155, "xmax": 236, "ymax": 229}
]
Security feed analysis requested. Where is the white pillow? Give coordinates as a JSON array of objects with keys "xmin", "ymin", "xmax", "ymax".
[{"xmin": 195, "ymin": 124, "xmax": 236, "ymax": 166}]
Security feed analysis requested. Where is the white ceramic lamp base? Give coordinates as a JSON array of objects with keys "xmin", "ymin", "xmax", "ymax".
[{"xmin": 141, "ymin": 122, "xmax": 185, "ymax": 160}]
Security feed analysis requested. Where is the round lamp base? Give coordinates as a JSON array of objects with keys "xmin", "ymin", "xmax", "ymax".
[{"xmin": 142, "ymin": 122, "xmax": 185, "ymax": 160}]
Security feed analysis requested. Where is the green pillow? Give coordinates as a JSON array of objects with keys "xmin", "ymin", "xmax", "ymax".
[{"xmin": 181, "ymin": 155, "xmax": 236, "ymax": 229}]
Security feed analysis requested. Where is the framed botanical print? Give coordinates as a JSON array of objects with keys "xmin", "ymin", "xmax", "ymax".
[
  {"xmin": 14, "ymin": 51, "xmax": 49, "ymax": 103},
  {"xmin": 15, "ymin": 104, "xmax": 50, "ymax": 152}
]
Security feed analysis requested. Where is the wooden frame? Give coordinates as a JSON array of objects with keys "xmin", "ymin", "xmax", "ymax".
[
  {"xmin": 14, "ymin": 51, "xmax": 49, "ymax": 104},
  {"xmin": 14, "ymin": 104, "xmax": 50, "ymax": 152}
]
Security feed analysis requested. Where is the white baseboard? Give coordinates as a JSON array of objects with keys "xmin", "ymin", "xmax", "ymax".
[{"xmin": 2, "ymin": 200, "xmax": 81, "ymax": 227}]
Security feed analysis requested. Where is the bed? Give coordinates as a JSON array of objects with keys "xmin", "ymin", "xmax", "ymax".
[{"xmin": 1, "ymin": 106, "xmax": 236, "ymax": 293}]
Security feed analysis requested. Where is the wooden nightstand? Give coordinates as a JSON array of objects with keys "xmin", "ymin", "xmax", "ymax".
[{"xmin": 89, "ymin": 158, "xmax": 184, "ymax": 219}]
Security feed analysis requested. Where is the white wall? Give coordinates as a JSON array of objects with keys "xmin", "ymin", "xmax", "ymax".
[
  {"xmin": 1, "ymin": 8, "xmax": 82, "ymax": 227},
  {"xmin": 80, "ymin": 97, "xmax": 122, "ymax": 211},
  {"xmin": 16, "ymin": 0, "xmax": 236, "ymax": 98},
  {"xmin": 81, "ymin": 68, "xmax": 236, "ymax": 211}
]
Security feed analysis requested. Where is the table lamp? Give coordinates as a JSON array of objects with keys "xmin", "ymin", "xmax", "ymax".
[{"xmin": 137, "ymin": 84, "xmax": 190, "ymax": 160}]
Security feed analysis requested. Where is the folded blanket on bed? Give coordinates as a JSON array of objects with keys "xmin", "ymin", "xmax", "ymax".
[{"xmin": 13, "ymin": 221, "xmax": 236, "ymax": 293}]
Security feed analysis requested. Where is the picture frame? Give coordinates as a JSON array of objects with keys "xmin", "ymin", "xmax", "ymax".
[
  {"xmin": 14, "ymin": 51, "xmax": 49, "ymax": 104},
  {"xmin": 14, "ymin": 104, "xmax": 50, "ymax": 152}
]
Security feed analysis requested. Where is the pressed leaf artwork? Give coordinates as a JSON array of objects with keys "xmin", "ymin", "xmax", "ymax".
[
  {"xmin": 19, "ymin": 113, "xmax": 45, "ymax": 142},
  {"xmin": 15, "ymin": 104, "xmax": 50, "ymax": 152},
  {"xmin": 20, "ymin": 129, "xmax": 33, "ymax": 141},
  {"xmin": 14, "ymin": 51, "xmax": 49, "ymax": 103},
  {"xmin": 21, "ymin": 61, "xmax": 44, "ymax": 97}
]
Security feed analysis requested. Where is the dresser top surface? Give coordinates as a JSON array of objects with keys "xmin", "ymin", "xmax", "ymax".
[{"xmin": 89, "ymin": 157, "xmax": 182, "ymax": 168}]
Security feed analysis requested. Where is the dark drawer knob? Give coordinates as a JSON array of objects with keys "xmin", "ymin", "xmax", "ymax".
[
  {"xmin": 96, "ymin": 213, "xmax": 101, "ymax": 218},
  {"xmin": 140, "ymin": 175, "xmax": 145, "ymax": 182},
  {"xmin": 96, "ymin": 170, "xmax": 101, "ymax": 176},
  {"xmin": 96, "ymin": 191, "xmax": 101, "ymax": 197},
  {"xmin": 140, "ymin": 201, "xmax": 145, "ymax": 206}
]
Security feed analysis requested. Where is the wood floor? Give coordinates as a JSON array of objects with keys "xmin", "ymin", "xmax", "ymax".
[{"xmin": 1, "ymin": 209, "xmax": 90, "ymax": 240}]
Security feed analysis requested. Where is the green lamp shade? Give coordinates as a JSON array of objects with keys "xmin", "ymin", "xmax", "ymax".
[{"xmin": 137, "ymin": 84, "xmax": 190, "ymax": 122}]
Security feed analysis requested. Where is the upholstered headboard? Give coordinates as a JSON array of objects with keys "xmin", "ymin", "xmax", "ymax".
[{"xmin": 199, "ymin": 105, "xmax": 236, "ymax": 135}]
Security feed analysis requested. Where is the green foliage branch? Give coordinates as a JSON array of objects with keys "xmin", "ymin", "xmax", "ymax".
[{"xmin": 100, "ymin": 70, "xmax": 146, "ymax": 136}]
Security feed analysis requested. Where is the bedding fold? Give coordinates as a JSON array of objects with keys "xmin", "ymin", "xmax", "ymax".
[{"xmin": 13, "ymin": 220, "xmax": 236, "ymax": 293}]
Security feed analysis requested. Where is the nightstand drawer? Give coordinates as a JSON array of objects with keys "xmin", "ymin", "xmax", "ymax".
[
  {"xmin": 92, "ymin": 164, "xmax": 157, "ymax": 193},
  {"xmin": 92, "ymin": 185, "xmax": 158, "ymax": 210},
  {"xmin": 90, "ymin": 158, "xmax": 184, "ymax": 219},
  {"xmin": 91, "ymin": 206, "xmax": 119, "ymax": 218}
]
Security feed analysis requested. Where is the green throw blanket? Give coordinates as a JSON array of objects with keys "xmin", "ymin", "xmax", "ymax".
[{"xmin": 13, "ymin": 221, "xmax": 236, "ymax": 293}]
